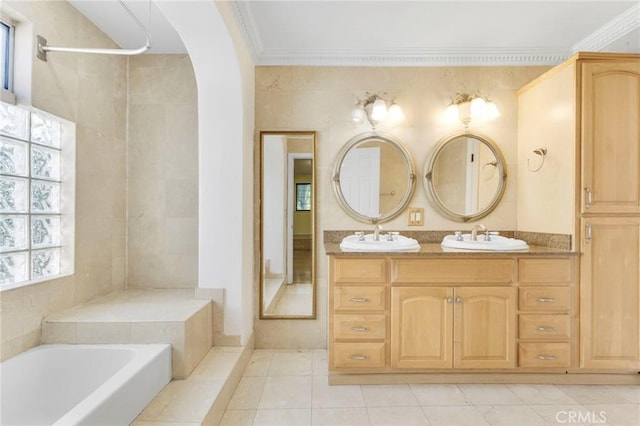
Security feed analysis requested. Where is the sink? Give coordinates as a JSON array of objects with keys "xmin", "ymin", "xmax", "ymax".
[
  {"xmin": 340, "ymin": 233, "xmax": 421, "ymax": 252},
  {"xmin": 441, "ymin": 233, "xmax": 529, "ymax": 251}
]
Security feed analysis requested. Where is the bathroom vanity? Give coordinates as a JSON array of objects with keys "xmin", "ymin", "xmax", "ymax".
[{"xmin": 326, "ymin": 242, "xmax": 636, "ymax": 384}]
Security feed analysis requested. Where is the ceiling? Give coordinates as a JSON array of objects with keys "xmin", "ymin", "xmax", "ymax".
[{"xmin": 68, "ymin": 0, "xmax": 640, "ymax": 66}]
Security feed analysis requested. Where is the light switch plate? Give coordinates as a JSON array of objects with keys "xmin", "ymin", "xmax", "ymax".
[{"xmin": 407, "ymin": 207, "xmax": 424, "ymax": 226}]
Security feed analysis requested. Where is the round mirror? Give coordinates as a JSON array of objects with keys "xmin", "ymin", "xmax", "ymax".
[
  {"xmin": 423, "ymin": 131, "xmax": 507, "ymax": 222},
  {"xmin": 332, "ymin": 132, "xmax": 416, "ymax": 224}
]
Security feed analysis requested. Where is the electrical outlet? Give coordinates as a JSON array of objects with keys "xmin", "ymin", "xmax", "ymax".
[{"xmin": 407, "ymin": 207, "xmax": 424, "ymax": 226}]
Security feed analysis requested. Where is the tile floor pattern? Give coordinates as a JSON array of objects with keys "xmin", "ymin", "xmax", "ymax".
[{"xmin": 220, "ymin": 349, "xmax": 640, "ymax": 426}]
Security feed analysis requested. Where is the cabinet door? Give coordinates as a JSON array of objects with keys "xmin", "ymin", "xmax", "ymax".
[
  {"xmin": 582, "ymin": 62, "xmax": 640, "ymax": 214},
  {"xmin": 581, "ymin": 217, "xmax": 640, "ymax": 369},
  {"xmin": 391, "ymin": 287, "xmax": 453, "ymax": 368},
  {"xmin": 453, "ymin": 287, "xmax": 516, "ymax": 368}
]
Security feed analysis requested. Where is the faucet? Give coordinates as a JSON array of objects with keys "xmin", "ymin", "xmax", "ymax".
[
  {"xmin": 373, "ymin": 224, "xmax": 383, "ymax": 241},
  {"xmin": 470, "ymin": 224, "xmax": 487, "ymax": 241}
]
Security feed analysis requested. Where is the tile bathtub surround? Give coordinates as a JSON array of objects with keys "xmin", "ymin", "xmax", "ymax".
[
  {"xmin": 1, "ymin": 0, "xmax": 128, "ymax": 360},
  {"xmin": 220, "ymin": 349, "xmax": 640, "ymax": 426},
  {"xmin": 41, "ymin": 289, "xmax": 212, "ymax": 379}
]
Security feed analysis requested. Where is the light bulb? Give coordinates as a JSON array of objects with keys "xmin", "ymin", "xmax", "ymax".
[
  {"xmin": 470, "ymin": 96, "xmax": 487, "ymax": 119},
  {"xmin": 485, "ymin": 101, "xmax": 500, "ymax": 120},
  {"xmin": 445, "ymin": 103, "xmax": 459, "ymax": 123},
  {"xmin": 388, "ymin": 103, "xmax": 404, "ymax": 121},
  {"xmin": 351, "ymin": 105, "xmax": 365, "ymax": 123},
  {"xmin": 370, "ymin": 98, "xmax": 388, "ymax": 121}
]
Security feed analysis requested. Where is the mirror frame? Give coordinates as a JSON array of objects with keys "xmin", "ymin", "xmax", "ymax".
[
  {"xmin": 259, "ymin": 131, "xmax": 316, "ymax": 320},
  {"xmin": 332, "ymin": 131, "xmax": 417, "ymax": 224},
  {"xmin": 423, "ymin": 131, "xmax": 507, "ymax": 222}
]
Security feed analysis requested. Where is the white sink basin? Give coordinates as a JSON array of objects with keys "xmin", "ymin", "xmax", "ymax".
[
  {"xmin": 441, "ymin": 234, "xmax": 529, "ymax": 251},
  {"xmin": 340, "ymin": 233, "xmax": 421, "ymax": 252}
]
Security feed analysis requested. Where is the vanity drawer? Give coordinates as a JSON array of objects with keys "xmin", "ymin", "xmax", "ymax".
[
  {"xmin": 519, "ymin": 258, "xmax": 572, "ymax": 284},
  {"xmin": 332, "ymin": 342, "xmax": 386, "ymax": 369},
  {"xmin": 333, "ymin": 258, "xmax": 387, "ymax": 284},
  {"xmin": 334, "ymin": 286, "xmax": 386, "ymax": 312},
  {"xmin": 518, "ymin": 343, "xmax": 570, "ymax": 368},
  {"xmin": 333, "ymin": 314, "xmax": 386, "ymax": 340},
  {"xmin": 392, "ymin": 258, "xmax": 513, "ymax": 284},
  {"xmin": 519, "ymin": 287, "xmax": 570, "ymax": 312},
  {"xmin": 519, "ymin": 314, "xmax": 570, "ymax": 340}
]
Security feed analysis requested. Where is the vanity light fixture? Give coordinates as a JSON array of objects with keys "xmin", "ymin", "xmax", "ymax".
[
  {"xmin": 351, "ymin": 92, "xmax": 404, "ymax": 129},
  {"xmin": 444, "ymin": 92, "xmax": 500, "ymax": 127}
]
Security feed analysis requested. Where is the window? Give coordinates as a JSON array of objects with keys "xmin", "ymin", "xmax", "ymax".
[
  {"xmin": 296, "ymin": 183, "xmax": 311, "ymax": 211},
  {"xmin": 0, "ymin": 19, "xmax": 13, "ymax": 93},
  {"xmin": 0, "ymin": 101, "xmax": 74, "ymax": 289}
]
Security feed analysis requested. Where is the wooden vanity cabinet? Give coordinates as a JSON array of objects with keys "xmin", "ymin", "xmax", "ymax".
[
  {"xmin": 390, "ymin": 258, "xmax": 516, "ymax": 369},
  {"xmin": 518, "ymin": 53, "xmax": 640, "ymax": 373},
  {"xmin": 517, "ymin": 258, "xmax": 576, "ymax": 369},
  {"xmin": 329, "ymin": 257, "xmax": 389, "ymax": 370},
  {"xmin": 329, "ymin": 254, "xmax": 578, "ymax": 376}
]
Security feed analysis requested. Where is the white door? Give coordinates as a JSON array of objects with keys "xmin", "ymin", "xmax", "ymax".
[{"xmin": 340, "ymin": 147, "xmax": 380, "ymax": 217}]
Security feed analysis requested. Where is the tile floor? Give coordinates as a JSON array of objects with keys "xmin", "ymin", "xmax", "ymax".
[{"xmin": 220, "ymin": 349, "xmax": 640, "ymax": 426}]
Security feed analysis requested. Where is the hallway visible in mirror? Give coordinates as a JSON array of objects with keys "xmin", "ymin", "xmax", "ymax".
[{"xmin": 260, "ymin": 131, "xmax": 316, "ymax": 319}]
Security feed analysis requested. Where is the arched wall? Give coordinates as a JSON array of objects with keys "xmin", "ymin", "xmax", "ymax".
[{"xmin": 155, "ymin": 1, "xmax": 255, "ymax": 344}]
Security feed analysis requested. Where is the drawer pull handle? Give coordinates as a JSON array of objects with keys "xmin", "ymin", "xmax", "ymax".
[
  {"xmin": 349, "ymin": 354, "xmax": 369, "ymax": 361},
  {"xmin": 350, "ymin": 326, "xmax": 370, "ymax": 332},
  {"xmin": 536, "ymin": 326, "xmax": 557, "ymax": 332},
  {"xmin": 536, "ymin": 297, "xmax": 556, "ymax": 303},
  {"xmin": 349, "ymin": 298, "xmax": 370, "ymax": 303},
  {"xmin": 537, "ymin": 355, "xmax": 557, "ymax": 361}
]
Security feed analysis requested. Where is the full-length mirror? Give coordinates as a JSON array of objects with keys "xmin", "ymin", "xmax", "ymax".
[
  {"xmin": 332, "ymin": 132, "xmax": 416, "ymax": 223},
  {"xmin": 423, "ymin": 131, "xmax": 507, "ymax": 222},
  {"xmin": 260, "ymin": 131, "xmax": 316, "ymax": 319}
]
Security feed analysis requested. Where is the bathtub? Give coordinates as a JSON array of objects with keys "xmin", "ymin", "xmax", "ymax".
[{"xmin": 0, "ymin": 344, "xmax": 172, "ymax": 426}]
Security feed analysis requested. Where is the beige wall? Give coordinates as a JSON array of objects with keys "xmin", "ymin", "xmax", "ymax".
[
  {"xmin": 254, "ymin": 66, "xmax": 549, "ymax": 348},
  {"xmin": 1, "ymin": 0, "xmax": 127, "ymax": 360},
  {"xmin": 127, "ymin": 55, "xmax": 198, "ymax": 289}
]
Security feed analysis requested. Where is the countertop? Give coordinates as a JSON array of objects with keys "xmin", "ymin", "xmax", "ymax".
[{"xmin": 324, "ymin": 242, "xmax": 576, "ymax": 257}]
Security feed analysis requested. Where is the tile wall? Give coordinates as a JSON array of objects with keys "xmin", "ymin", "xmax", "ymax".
[
  {"xmin": 253, "ymin": 66, "xmax": 550, "ymax": 348},
  {"xmin": 1, "ymin": 0, "xmax": 128, "ymax": 360},
  {"xmin": 127, "ymin": 54, "xmax": 198, "ymax": 289}
]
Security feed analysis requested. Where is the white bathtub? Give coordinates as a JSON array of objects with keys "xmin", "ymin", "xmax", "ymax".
[{"xmin": 0, "ymin": 344, "xmax": 172, "ymax": 426}]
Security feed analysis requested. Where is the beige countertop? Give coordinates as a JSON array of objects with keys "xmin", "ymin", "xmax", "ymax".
[{"xmin": 324, "ymin": 242, "xmax": 576, "ymax": 257}]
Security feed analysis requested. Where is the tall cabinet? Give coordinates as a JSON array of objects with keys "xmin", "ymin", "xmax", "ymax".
[{"xmin": 518, "ymin": 53, "xmax": 640, "ymax": 371}]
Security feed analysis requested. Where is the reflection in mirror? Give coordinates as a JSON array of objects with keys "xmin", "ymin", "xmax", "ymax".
[
  {"xmin": 332, "ymin": 132, "xmax": 416, "ymax": 223},
  {"xmin": 260, "ymin": 131, "xmax": 316, "ymax": 319},
  {"xmin": 424, "ymin": 132, "xmax": 507, "ymax": 222}
]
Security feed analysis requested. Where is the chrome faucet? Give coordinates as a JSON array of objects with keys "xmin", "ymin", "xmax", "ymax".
[
  {"xmin": 373, "ymin": 224, "xmax": 383, "ymax": 241},
  {"xmin": 470, "ymin": 224, "xmax": 487, "ymax": 241}
]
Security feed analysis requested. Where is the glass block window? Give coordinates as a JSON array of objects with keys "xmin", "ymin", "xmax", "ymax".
[
  {"xmin": 0, "ymin": 101, "xmax": 70, "ymax": 287},
  {"xmin": 296, "ymin": 183, "xmax": 311, "ymax": 211}
]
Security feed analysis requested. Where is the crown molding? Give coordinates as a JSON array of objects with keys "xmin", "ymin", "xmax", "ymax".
[
  {"xmin": 228, "ymin": 1, "xmax": 635, "ymax": 67},
  {"xmin": 229, "ymin": 0, "xmax": 262, "ymax": 61},
  {"xmin": 572, "ymin": 3, "xmax": 640, "ymax": 52},
  {"xmin": 254, "ymin": 48, "xmax": 569, "ymax": 67}
]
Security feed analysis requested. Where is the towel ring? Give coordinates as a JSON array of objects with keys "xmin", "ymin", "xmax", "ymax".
[{"xmin": 527, "ymin": 147, "xmax": 547, "ymax": 172}]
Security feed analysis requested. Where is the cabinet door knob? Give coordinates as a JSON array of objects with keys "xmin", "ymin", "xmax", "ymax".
[
  {"xmin": 455, "ymin": 297, "xmax": 463, "ymax": 303},
  {"xmin": 536, "ymin": 297, "xmax": 555, "ymax": 303},
  {"xmin": 446, "ymin": 297, "xmax": 453, "ymax": 304},
  {"xmin": 350, "ymin": 326, "xmax": 369, "ymax": 332},
  {"xmin": 349, "ymin": 297, "xmax": 370, "ymax": 303},
  {"xmin": 349, "ymin": 354, "xmax": 369, "ymax": 361},
  {"xmin": 536, "ymin": 326, "xmax": 557, "ymax": 332},
  {"xmin": 537, "ymin": 355, "xmax": 557, "ymax": 361}
]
